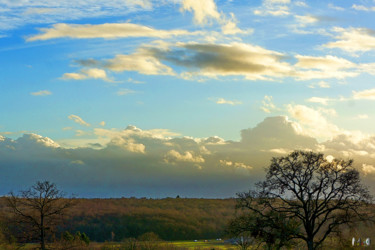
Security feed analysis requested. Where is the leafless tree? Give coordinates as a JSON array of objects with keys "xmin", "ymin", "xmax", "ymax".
[
  {"xmin": 237, "ymin": 150, "xmax": 373, "ymax": 250},
  {"xmin": 6, "ymin": 181, "xmax": 75, "ymax": 250}
]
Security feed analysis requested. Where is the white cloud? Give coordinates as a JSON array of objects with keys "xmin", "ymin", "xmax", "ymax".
[
  {"xmin": 328, "ymin": 3, "xmax": 344, "ymax": 11},
  {"xmin": 294, "ymin": 1, "xmax": 307, "ymax": 7},
  {"xmin": 0, "ymin": 0, "xmax": 154, "ymax": 32},
  {"xmin": 357, "ymin": 114, "xmax": 369, "ymax": 119},
  {"xmin": 353, "ymin": 88, "xmax": 375, "ymax": 100},
  {"xmin": 99, "ymin": 121, "xmax": 106, "ymax": 126},
  {"xmin": 117, "ymin": 88, "xmax": 136, "ymax": 96},
  {"xmin": 294, "ymin": 55, "xmax": 359, "ymax": 80},
  {"xmin": 295, "ymin": 15, "xmax": 319, "ymax": 26},
  {"xmin": 352, "ymin": 4, "xmax": 375, "ymax": 11},
  {"xmin": 30, "ymin": 90, "xmax": 52, "ymax": 96},
  {"xmin": 68, "ymin": 114, "xmax": 91, "ymax": 127},
  {"xmin": 287, "ymin": 104, "xmax": 340, "ymax": 140},
  {"xmin": 306, "ymin": 97, "xmax": 332, "ymax": 105},
  {"xmin": 253, "ymin": 0, "xmax": 291, "ymax": 16},
  {"xmin": 180, "ymin": 0, "xmax": 221, "ymax": 25},
  {"xmin": 324, "ymin": 27, "xmax": 375, "ymax": 53},
  {"xmin": 62, "ymin": 68, "xmax": 109, "ymax": 81},
  {"xmin": 308, "ymin": 81, "xmax": 330, "ymax": 89},
  {"xmin": 261, "ymin": 95, "xmax": 278, "ymax": 113},
  {"xmin": 216, "ymin": 98, "xmax": 242, "ymax": 105},
  {"xmin": 27, "ymin": 22, "xmax": 194, "ymax": 41}
]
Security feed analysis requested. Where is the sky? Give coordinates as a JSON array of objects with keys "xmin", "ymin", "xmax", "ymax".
[{"xmin": 2, "ymin": 0, "xmax": 375, "ymax": 198}]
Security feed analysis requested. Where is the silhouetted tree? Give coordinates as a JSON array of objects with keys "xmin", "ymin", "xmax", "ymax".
[
  {"xmin": 6, "ymin": 181, "xmax": 75, "ymax": 250},
  {"xmin": 237, "ymin": 150, "xmax": 373, "ymax": 250},
  {"xmin": 228, "ymin": 210, "xmax": 300, "ymax": 249}
]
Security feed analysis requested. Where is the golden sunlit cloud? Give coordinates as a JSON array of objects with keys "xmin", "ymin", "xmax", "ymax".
[{"xmin": 27, "ymin": 22, "xmax": 194, "ymax": 41}]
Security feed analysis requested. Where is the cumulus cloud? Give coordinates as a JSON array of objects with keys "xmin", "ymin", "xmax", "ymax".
[
  {"xmin": 27, "ymin": 22, "xmax": 194, "ymax": 41},
  {"xmin": 30, "ymin": 90, "xmax": 52, "ymax": 96},
  {"xmin": 165, "ymin": 150, "xmax": 205, "ymax": 164},
  {"xmin": 2, "ymin": 116, "xmax": 375, "ymax": 197},
  {"xmin": 68, "ymin": 114, "xmax": 90, "ymax": 127},
  {"xmin": 287, "ymin": 104, "xmax": 340, "ymax": 140},
  {"xmin": 324, "ymin": 27, "xmax": 375, "ymax": 53}
]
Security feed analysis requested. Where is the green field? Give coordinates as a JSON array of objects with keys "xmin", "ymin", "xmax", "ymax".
[{"xmin": 168, "ymin": 240, "xmax": 237, "ymax": 249}]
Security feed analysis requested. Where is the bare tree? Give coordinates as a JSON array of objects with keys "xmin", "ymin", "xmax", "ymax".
[
  {"xmin": 237, "ymin": 150, "xmax": 373, "ymax": 250},
  {"xmin": 6, "ymin": 181, "xmax": 75, "ymax": 250}
]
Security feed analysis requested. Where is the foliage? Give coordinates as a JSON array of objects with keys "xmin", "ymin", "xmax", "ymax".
[
  {"xmin": 236, "ymin": 150, "xmax": 373, "ymax": 250},
  {"xmin": 59, "ymin": 197, "xmax": 235, "ymax": 242}
]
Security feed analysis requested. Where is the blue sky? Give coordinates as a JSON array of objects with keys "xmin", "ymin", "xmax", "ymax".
[{"xmin": 2, "ymin": 0, "xmax": 375, "ymax": 197}]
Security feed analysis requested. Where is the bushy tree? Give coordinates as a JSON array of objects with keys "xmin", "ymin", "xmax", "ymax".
[{"xmin": 236, "ymin": 151, "xmax": 372, "ymax": 250}]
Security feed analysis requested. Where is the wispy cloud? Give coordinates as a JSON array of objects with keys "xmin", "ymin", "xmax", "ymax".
[
  {"xmin": 216, "ymin": 98, "xmax": 242, "ymax": 105},
  {"xmin": 180, "ymin": 0, "xmax": 221, "ymax": 25},
  {"xmin": 68, "ymin": 114, "xmax": 90, "ymax": 127},
  {"xmin": 117, "ymin": 88, "xmax": 137, "ymax": 96},
  {"xmin": 353, "ymin": 88, "xmax": 375, "ymax": 100},
  {"xmin": 357, "ymin": 114, "xmax": 369, "ymax": 119},
  {"xmin": 253, "ymin": 0, "xmax": 291, "ymax": 16},
  {"xmin": 352, "ymin": 4, "xmax": 375, "ymax": 12},
  {"xmin": 260, "ymin": 95, "xmax": 278, "ymax": 113},
  {"xmin": 324, "ymin": 27, "xmax": 375, "ymax": 53},
  {"xmin": 30, "ymin": 90, "xmax": 52, "ymax": 96},
  {"xmin": 308, "ymin": 81, "xmax": 330, "ymax": 89},
  {"xmin": 27, "ymin": 22, "xmax": 196, "ymax": 41}
]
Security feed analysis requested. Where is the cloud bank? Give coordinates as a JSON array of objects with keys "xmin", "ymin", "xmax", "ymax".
[{"xmin": 2, "ymin": 116, "xmax": 375, "ymax": 198}]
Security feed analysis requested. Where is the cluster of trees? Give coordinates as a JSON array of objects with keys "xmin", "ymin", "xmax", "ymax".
[
  {"xmin": 61, "ymin": 197, "xmax": 235, "ymax": 242},
  {"xmin": 1, "ymin": 150, "xmax": 373, "ymax": 250}
]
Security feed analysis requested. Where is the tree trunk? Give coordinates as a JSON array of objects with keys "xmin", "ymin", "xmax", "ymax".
[
  {"xmin": 41, "ymin": 214, "xmax": 45, "ymax": 250},
  {"xmin": 307, "ymin": 240, "xmax": 314, "ymax": 250}
]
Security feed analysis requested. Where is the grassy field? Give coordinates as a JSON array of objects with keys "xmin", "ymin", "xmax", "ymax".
[
  {"xmin": 168, "ymin": 240, "xmax": 237, "ymax": 249},
  {"xmin": 14, "ymin": 240, "xmax": 239, "ymax": 250}
]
